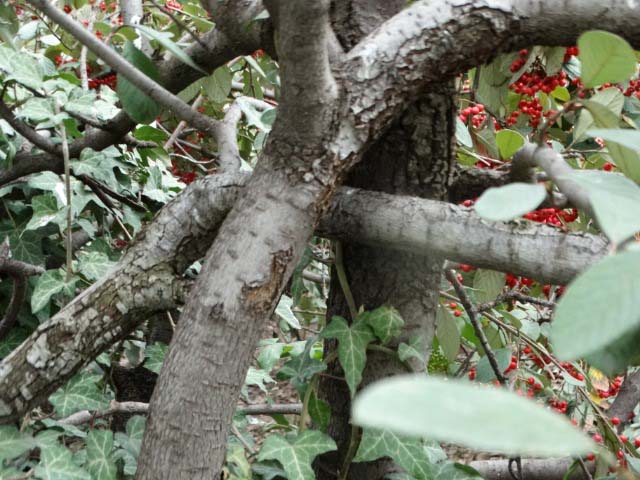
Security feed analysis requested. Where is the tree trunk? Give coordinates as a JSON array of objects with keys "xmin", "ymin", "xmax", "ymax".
[{"xmin": 317, "ymin": 85, "xmax": 456, "ymax": 478}]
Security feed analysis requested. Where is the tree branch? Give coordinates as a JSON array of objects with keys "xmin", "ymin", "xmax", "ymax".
[{"xmin": 0, "ymin": 100, "xmax": 59, "ymax": 156}]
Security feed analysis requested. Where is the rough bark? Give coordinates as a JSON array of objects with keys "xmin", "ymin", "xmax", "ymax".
[
  {"xmin": 135, "ymin": 2, "xmax": 342, "ymax": 477},
  {"xmin": 0, "ymin": 175, "xmax": 608, "ymax": 423},
  {"xmin": 318, "ymin": 86, "xmax": 456, "ymax": 479}
]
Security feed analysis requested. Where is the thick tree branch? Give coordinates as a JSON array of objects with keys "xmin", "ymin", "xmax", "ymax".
[
  {"xmin": 0, "ymin": 101, "xmax": 59, "ymax": 156},
  {"xmin": 469, "ymin": 458, "xmax": 593, "ymax": 480},
  {"xmin": 0, "ymin": 174, "xmax": 607, "ymax": 423},
  {"xmin": 607, "ymin": 370, "xmax": 640, "ymax": 427}
]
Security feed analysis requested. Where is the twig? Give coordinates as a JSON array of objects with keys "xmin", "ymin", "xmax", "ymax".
[
  {"xmin": 77, "ymin": 174, "xmax": 147, "ymax": 212},
  {"xmin": 55, "ymin": 101, "xmax": 73, "ymax": 281},
  {"xmin": 478, "ymin": 291, "xmax": 555, "ymax": 312},
  {"xmin": 444, "ymin": 267, "xmax": 507, "ymax": 385},
  {"xmin": 164, "ymin": 94, "xmax": 204, "ymax": 150},
  {"xmin": 148, "ymin": 0, "xmax": 207, "ymax": 49},
  {"xmin": 231, "ymin": 424, "xmax": 257, "ymax": 455},
  {"xmin": 334, "ymin": 241, "xmax": 357, "ymax": 321}
]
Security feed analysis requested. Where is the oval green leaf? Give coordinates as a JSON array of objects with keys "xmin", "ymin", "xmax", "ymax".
[
  {"xmin": 116, "ymin": 42, "xmax": 161, "ymax": 124},
  {"xmin": 474, "ymin": 183, "xmax": 546, "ymax": 222},
  {"xmin": 588, "ymin": 129, "xmax": 640, "ymax": 152},
  {"xmin": 578, "ymin": 31, "xmax": 637, "ymax": 88},
  {"xmin": 496, "ymin": 130, "xmax": 525, "ymax": 160},
  {"xmin": 551, "ymin": 250, "xmax": 640, "ymax": 361},
  {"xmin": 352, "ymin": 375, "xmax": 595, "ymax": 457}
]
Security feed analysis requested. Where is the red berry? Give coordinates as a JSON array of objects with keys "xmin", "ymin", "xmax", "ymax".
[
  {"xmin": 593, "ymin": 433, "xmax": 603, "ymax": 443},
  {"xmin": 449, "ymin": 302, "xmax": 457, "ymax": 309},
  {"xmin": 612, "ymin": 417, "xmax": 620, "ymax": 425},
  {"xmin": 634, "ymin": 438, "xmax": 640, "ymax": 448},
  {"xmin": 454, "ymin": 310, "xmax": 462, "ymax": 317},
  {"xmin": 63, "ymin": 4, "xmax": 72, "ymax": 13},
  {"xmin": 620, "ymin": 435, "xmax": 627, "ymax": 443},
  {"xmin": 617, "ymin": 450, "xmax": 624, "ymax": 459},
  {"xmin": 586, "ymin": 453, "xmax": 595, "ymax": 461}
]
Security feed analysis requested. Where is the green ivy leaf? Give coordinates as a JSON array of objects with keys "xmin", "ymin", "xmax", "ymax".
[
  {"xmin": 49, "ymin": 373, "xmax": 109, "ymax": 417},
  {"xmin": 137, "ymin": 25, "xmax": 207, "ymax": 75},
  {"xmin": 85, "ymin": 430, "xmax": 117, "ymax": 480},
  {"xmin": 114, "ymin": 415, "xmax": 146, "ymax": 476},
  {"xmin": 275, "ymin": 294, "xmax": 301, "ymax": 330},
  {"xmin": 78, "ymin": 252, "xmax": 116, "ymax": 281},
  {"xmin": 473, "ymin": 269, "xmax": 506, "ymax": 304},
  {"xmin": 436, "ymin": 307, "xmax": 460, "ymax": 363},
  {"xmin": 134, "ymin": 125, "xmax": 168, "ymax": 143},
  {"xmin": 25, "ymin": 193, "xmax": 63, "ymax": 231},
  {"xmin": 559, "ymin": 170, "xmax": 640, "ymax": 244},
  {"xmin": 551, "ymin": 250, "xmax": 640, "ymax": 361},
  {"xmin": 0, "ymin": 44, "xmax": 44, "ymax": 90},
  {"xmin": 27, "ymin": 171, "xmax": 62, "ymax": 191},
  {"xmin": 495, "ymin": 130, "xmax": 525, "ymax": 160},
  {"xmin": 203, "ymin": 66, "xmax": 232, "ymax": 103},
  {"xmin": 354, "ymin": 428, "xmax": 432, "ymax": 480},
  {"xmin": 352, "ymin": 376, "xmax": 595, "ymax": 457},
  {"xmin": 257, "ymin": 431, "xmax": 337, "ymax": 480},
  {"xmin": 72, "ymin": 148, "xmax": 122, "ymax": 190},
  {"xmin": 578, "ymin": 31, "xmax": 637, "ymax": 88},
  {"xmin": 474, "ymin": 183, "xmax": 547, "ymax": 222},
  {"xmin": 361, "ymin": 306, "xmax": 404, "ymax": 344},
  {"xmin": 308, "ymin": 392, "xmax": 331, "ymax": 432},
  {"xmin": 321, "ymin": 316, "xmax": 375, "ymax": 397},
  {"xmin": 398, "ymin": 336, "xmax": 427, "ymax": 366},
  {"xmin": 244, "ymin": 366, "xmax": 274, "ymax": 393},
  {"xmin": 0, "ymin": 425, "xmax": 36, "ymax": 462},
  {"xmin": 31, "ymin": 269, "xmax": 66, "ymax": 314},
  {"xmin": 34, "ymin": 445, "xmax": 91, "ymax": 480},
  {"xmin": 143, "ymin": 343, "xmax": 167, "ymax": 374},
  {"xmin": 116, "ymin": 41, "xmax": 161, "ymax": 124}
]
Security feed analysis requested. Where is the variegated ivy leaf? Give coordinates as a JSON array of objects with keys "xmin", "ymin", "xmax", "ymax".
[
  {"xmin": 275, "ymin": 294, "xmax": 301, "ymax": 330},
  {"xmin": 34, "ymin": 445, "xmax": 91, "ymax": 480},
  {"xmin": 25, "ymin": 193, "xmax": 64, "ymax": 231},
  {"xmin": 244, "ymin": 366, "xmax": 274, "ymax": 393},
  {"xmin": 0, "ymin": 425, "xmax": 36, "ymax": 462},
  {"xmin": 354, "ymin": 428, "xmax": 432, "ymax": 480},
  {"xmin": 361, "ymin": 306, "xmax": 404, "ymax": 344},
  {"xmin": 72, "ymin": 148, "xmax": 123, "ymax": 191},
  {"xmin": 114, "ymin": 415, "xmax": 146, "ymax": 476},
  {"xmin": 0, "ymin": 45, "xmax": 44, "ymax": 90},
  {"xmin": 49, "ymin": 373, "xmax": 109, "ymax": 417},
  {"xmin": 31, "ymin": 269, "xmax": 75, "ymax": 314},
  {"xmin": 85, "ymin": 430, "xmax": 117, "ymax": 480},
  {"xmin": 257, "ymin": 430, "xmax": 337, "ymax": 480},
  {"xmin": 78, "ymin": 251, "xmax": 116, "ymax": 281},
  {"xmin": 143, "ymin": 343, "xmax": 168, "ymax": 374},
  {"xmin": 321, "ymin": 316, "xmax": 375, "ymax": 396},
  {"xmin": 398, "ymin": 336, "xmax": 427, "ymax": 366}
]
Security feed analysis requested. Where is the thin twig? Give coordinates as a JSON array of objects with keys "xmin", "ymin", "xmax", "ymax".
[
  {"xmin": 478, "ymin": 291, "xmax": 555, "ymax": 312},
  {"xmin": 444, "ymin": 267, "xmax": 507, "ymax": 385},
  {"xmin": 55, "ymin": 101, "xmax": 73, "ymax": 281},
  {"xmin": 334, "ymin": 241, "xmax": 357, "ymax": 321}
]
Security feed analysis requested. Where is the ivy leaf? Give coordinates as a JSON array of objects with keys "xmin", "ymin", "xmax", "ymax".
[
  {"xmin": 34, "ymin": 445, "xmax": 91, "ymax": 480},
  {"xmin": 143, "ymin": 343, "xmax": 167, "ymax": 374},
  {"xmin": 436, "ymin": 307, "xmax": 460, "ymax": 363},
  {"xmin": 257, "ymin": 431, "xmax": 337, "ymax": 480},
  {"xmin": 277, "ymin": 339, "xmax": 326, "ymax": 396},
  {"xmin": 474, "ymin": 183, "xmax": 547, "ymax": 222},
  {"xmin": 398, "ymin": 336, "xmax": 427, "ymax": 366},
  {"xmin": 25, "ymin": 193, "xmax": 63, "ymax": 231},
  {"xmin": 0, "ymin": 425, "xmax": 36, "ymax": 462},
  {"xmin": 137, "ymin": 25, "xmax": 207, "ymax": 75},
  {"xmin": 353, "ymin": 376, "xmax": 595, "ymax": 457},
  {"xmin": 0, "ymin": 44, "xmax": 43, "ymax": 90},
  {"xmin": 27, "ymin": 171, "xmax": 63, "ymax": 191},
  {"xmin": 203, "ymin": 66, "xmax": 232, "ymax": 103},
  {"xmin": 559, "ymin": 171, "xmax": 640, "ymax": 244},
  {"xmin": 116, "ymin": 41, "xmax": 161, "ymax": 124},
  {"xmin": 473, "ymin": 269, "xmax": 505, "ymax": 304},
  {"xmin": 244, "ymin": 366, "xmax": 274, "ymax": 394},
  {"xmin": 85, "ymin": 430, "xmax": 117, "ymax": 480},
  {"xmin": 31, "ymin": 269, "xmax": 66, "ymax": 314},
  {"xmin": 361, "ymin": 306, "xmax": 404, "ymax": 344},
  {"xmin": 496, "ymin": 130, "xmax": 525, "ymax": 160},
  {"xmin": 114, "ymin": 416, "xmax": 146, "ymax": 476},
  {"xmin": 72, "ymin": 148, "xmax": 121, "ymax": 190},
  {"xmin": 308, "ymin": 392, "xmax": 331, "ymax": 431},
  {"xmin": 49, "ymin": 373, "xmax": 109, "ymax": 417},
  {"xmin": 275, "ymin": 294, "xmax": 301, "ymax": 330},
  {"xmin": 321, "ymin": 316, "xmax": 375, "ymax": 397},
  {"xmin": 579, "ymin": 31, "xmax": 637, "ymax": 88},
  {"xmin": 551, "ymin": 250, "xmax": 640, "ymax": 361},
  {"xmin": 78, "ymin": 252, "xmax": 116, "ymax": 281},
  {"xmin": 354, "ymin": 428, "xmax": 432, "ymax": 480}
]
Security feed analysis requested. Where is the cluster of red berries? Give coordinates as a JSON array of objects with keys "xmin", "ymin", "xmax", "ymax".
[
  {"xmin": 523, "ymin": 207, "xmax": 578, "ymax": 226},
  {"xmin": 164, "ymin": 0, "xmax": 183, "ymax": 11},
  {"xmin": 88, "ymin": 73, "xmax": 117, "ymax": 90},
  {"xmin": 54, "ymin": 55, "xmax": 77, "ymax": 67},
  {"xmin": 563, "ymin": 46, "xmax": 579, "ymax": 62},
  {"xmin": 596, "ymin": 376, "xmax": 624, "ymax": 399},
  {"xmin": 509, "ymin": 49, "xmax": 570, "ymax": 93},
  {"xmin": 542, "ymin": 284, "xmax": 565, "ymax": 298},
  {"xmin": 251, "ymin": 49, "xmax": 265, "ymax": 59},
  {"xmin": 548, "ymin": 398, "xmax": 569, "ymax": 414},
  {"xmin": 523, "ymin": 345, "xmax": 552, "ymax": 369},
  {"xmin": 97, "ymin": 2, "xmax": 116, "ymax": 12},
  {"xmin": 559, "ymin": 362, "xmax": 585, "ymax": 381},
  {"xmin": 169, "ymin": 160, "xmax": 197, "ymax": 184},
  {"xmin": 623, "ymin": 79, "xmax": 640, "ymax": 99},
  {"xmin": 506, "ymin": 98, "xmax": 556, "ymax": 128},
  {"xmin": 458, "ymin": 103, "xmax": 486, "ymax": 127},
  {"xmin": 447, "ymin": 302, "xmax": 463, "ymax": 317},
  {"xmin": 505, "ymin": 274, "xmax": 534, "ymax": 289}
]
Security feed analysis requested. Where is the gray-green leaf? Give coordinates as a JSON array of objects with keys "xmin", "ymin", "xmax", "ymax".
[{"xmin": 474, "ymin": 183, "xmax": 547, "ymax": 222}]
